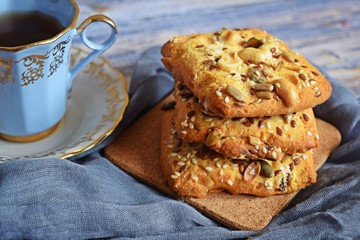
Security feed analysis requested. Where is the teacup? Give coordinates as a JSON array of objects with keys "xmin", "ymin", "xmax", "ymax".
[{"xmin": 0, "ymin": 0, "xmax": 117, "ymax": 142}]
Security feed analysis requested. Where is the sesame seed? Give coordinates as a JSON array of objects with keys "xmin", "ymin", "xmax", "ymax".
[
  {"xmin": 177, "ymin": 161, "xmax": 185, "ymax": 166},
  {"xmin": 193, "ymin": 73, "xmax": 198, "ymax": 80},
  {"xmin": 192, "ymin": 176, "xmax": 199, "ymax": 182},
  {"xmin": 216, "ymin": 91, "xmax": 222, "ymax": 97},
  {"xmin": 181, "ymin": 130, "xmax": 187, "ymax": 135},
  {"xmin": 262, "ymin": 147, "xmax": 268, "ymax": 154},
  {"xmin": 272, "ymin": 151, "xmax": 277, "ymax": 159},
  {"xmin": 175, "ymin": 172, "xmax": 181, "ymax": 176},
  {"xmin": 220, "ymin": 169, "xmax": 224, "ymax": 176},
  {"xmin": 225, "ymin": 96, "xmax": 230, "ymax": 103},
  {"xmin": 285, "ymin": 114, "xmax": 293, "ymax": 122},
  {"xmin": 264, "ymin": 180, "xmax": 273, "ymax": 190},
  {"xmin": 223, "ymin": 164, "xmax": 229, "ymax": 169},
  {"xmin": 191, "ymin": 116, "xmax": 196, "ymax": 122},
  {"xmin": 310, "ymin": 80, "xmax": 317, "ymax": 85},
  {"xmin": 316, "ymin": 133, "xmax": 320, "ymax": 140},
  {"xmin": 210, "ymin": 122, "xmax": 215, "ymax": 127},
  {"xmin": 307, "ymin": 131, "xmax": 313, "ymax": 136},
  {"xmin": 167, "ymin": 144, "xmax": 174, "ymax": 149},
  {"xmin": 180, "ymin": 121, "xmax": 188, "ymax": 127},
  {"xmin": 314, "ymin": 87, "xmax": 319, "ymax": 91},
  {"xmin": 187, "ymin": 152, "xmax": 191, "ymax": 158},
  {"xmin": 315, "ymin": 91, "xmax": 322, "ymax": 97},
  {"xmin": 205, "ymin": 166, "xmax": 213, "ymax": 172},
  {"xmin": 216, "ymin": 162, "xmax": 222, "ymax": 168},
  {"xmin": 205, "ymin": 118, "xmax": 213, "ymax": 122},
  {"xmin": 191, "ymin": 158, "xmax": 198, "ymax": 164},
  {"xmin": 266, "ymin": 122, "xmax": 271, "ymax": 129},
  {"xmin": 275, "ymin": 83, "xmax": 281, "ymax": 88},
  {"xmin": 239, "ymin": 118, "xmax": 247, "ymax": 123},
  {"xmin": 189, "ymin": 123, "xmax": 194, "ymax": 129},
  {"xmin": 227, "ymin": 180, "xmax": 233, "ymax": 186},
  {"xmin": 171, "ymin": 175, "xmax": 178, "ymax": 179},
  {"xmin": 224, "ymin": 119, "xmax": 230, "ymax": 124},
  {"xmin": 214, "ymin": 158, "xmax": 219, "ymax": 161},
  {"xmin": 285, "ymin": 164, "xmax": 290, "ymax": 171},
  {"xmin": 170, "ymin": 153, "xmax": 178, "ymax": 157}
]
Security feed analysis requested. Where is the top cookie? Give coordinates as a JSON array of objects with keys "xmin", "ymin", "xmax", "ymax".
[{"xmin": 161, "ymin": 28, "xmax": 332, "ymax": 118}]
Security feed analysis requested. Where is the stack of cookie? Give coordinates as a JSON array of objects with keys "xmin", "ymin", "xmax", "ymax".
[{"xmin": 159, "ymin": 28, "xmax": 332, "ymax": 198}]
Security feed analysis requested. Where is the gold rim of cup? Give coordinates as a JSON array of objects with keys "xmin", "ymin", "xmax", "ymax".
[{"xmin": 0, "ymin": 0, "xmax": 79, "ymax": 51}]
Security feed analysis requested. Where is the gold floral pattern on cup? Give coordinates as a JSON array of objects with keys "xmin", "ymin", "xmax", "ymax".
[
  {"xmin": 0, "ymin": 38, "xmax": 71, "ymax": 86},
  {"xmin": 0, "ymin": 58, "xmax": 14, "ymax": 84}
]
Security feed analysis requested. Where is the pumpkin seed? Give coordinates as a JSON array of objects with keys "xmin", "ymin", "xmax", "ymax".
[
  {"xmin": 226, "ymin": 85, "xmax": 246, "ymax": 102},
  {"xmin": 206, "ymin": 130, "xmax": 222, "ymax": 146},
  {"xmin": 248, "ymin": 68, "xmax": 266, "ymax": 83},
  {"xmin": 259, "ymin": 160, "xmax": 274, "ymax": 178},
  {"xmin": 245, "ymin": 37, "xmax": 263, "ymax": 48}
]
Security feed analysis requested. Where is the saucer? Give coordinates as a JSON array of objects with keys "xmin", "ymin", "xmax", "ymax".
[{"xmin": 0, "ymin": 48, "xmax": 129, "ymax": 161}]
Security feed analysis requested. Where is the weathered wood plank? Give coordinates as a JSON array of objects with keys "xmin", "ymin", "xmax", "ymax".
[{"xmin": 76, "ymin": 0, "xmax": 360, "ymax": 96}]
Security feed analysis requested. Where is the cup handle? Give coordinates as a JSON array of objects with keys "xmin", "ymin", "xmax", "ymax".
[{"xmin": 69, "ymin": 14, "xmax": 118, "ymax": 82}]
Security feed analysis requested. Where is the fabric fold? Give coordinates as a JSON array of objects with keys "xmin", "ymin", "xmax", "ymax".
[{"xmin": 0, "ymin": 46, "xmax": 359, "ymax": 239}]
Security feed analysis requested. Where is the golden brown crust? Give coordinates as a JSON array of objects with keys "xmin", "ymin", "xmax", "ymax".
[
  {"xmin": 173, "ymin": 89, "xmax": 319, "ymax": 161},
  {"xmin": 161, "ymin": 28, "xmax": 332, "ymax": 118},
  {"xmin": 160, "ymin": 110, "xmax": 317, "ymax": 198}
]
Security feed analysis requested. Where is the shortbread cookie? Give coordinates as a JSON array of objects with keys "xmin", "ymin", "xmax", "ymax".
[
  {"xmin": 160, "ymin": 110, "xmax": 317, "ymax": 198},
  {"xmin": 161, "ymin": 28, "xmax": 332, "ymax": 118},
  {"xmin": 173, "ymin": 84, "xmax": 319, "ymax": 161}
]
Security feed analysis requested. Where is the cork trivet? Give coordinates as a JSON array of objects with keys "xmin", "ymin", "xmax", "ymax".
[{"xmin": 104, "ymin": 97, "xmax": 341, "ymax": 231}]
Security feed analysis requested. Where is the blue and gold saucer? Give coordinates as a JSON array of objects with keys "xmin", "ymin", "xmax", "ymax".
[{"xmin": 0, "ymin": 48, "xmax": 128, "ymax": 161}]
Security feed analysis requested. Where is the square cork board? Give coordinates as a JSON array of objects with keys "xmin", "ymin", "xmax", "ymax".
[{"xmin": 104, "ymin": 96, "xmax": 341, "ymax": 231}]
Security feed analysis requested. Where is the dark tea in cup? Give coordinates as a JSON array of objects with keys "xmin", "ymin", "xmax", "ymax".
[{"xmin": 0, "ymin": 11, "xmax": 65, "ymax": 47}]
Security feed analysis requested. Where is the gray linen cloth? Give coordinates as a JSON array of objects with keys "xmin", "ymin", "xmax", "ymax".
[{"xmin": 0, "ymin": 47, "xmax": 359, "ymax": 239}]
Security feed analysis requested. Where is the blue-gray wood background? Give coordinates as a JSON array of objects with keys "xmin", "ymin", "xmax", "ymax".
[{"xmin": 76, "ymin": 0, "xmax": 360, "ymax": 95}]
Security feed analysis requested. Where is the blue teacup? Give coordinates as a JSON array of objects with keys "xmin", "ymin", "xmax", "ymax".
[{"xmin": 0, "ymin": 0, "xmax": 117, "ymax": 142}]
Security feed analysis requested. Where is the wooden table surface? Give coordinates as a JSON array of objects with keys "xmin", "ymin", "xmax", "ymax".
[{"xmin": 75, "ymin": 0, "xmax": 360, "ymax": 96}]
